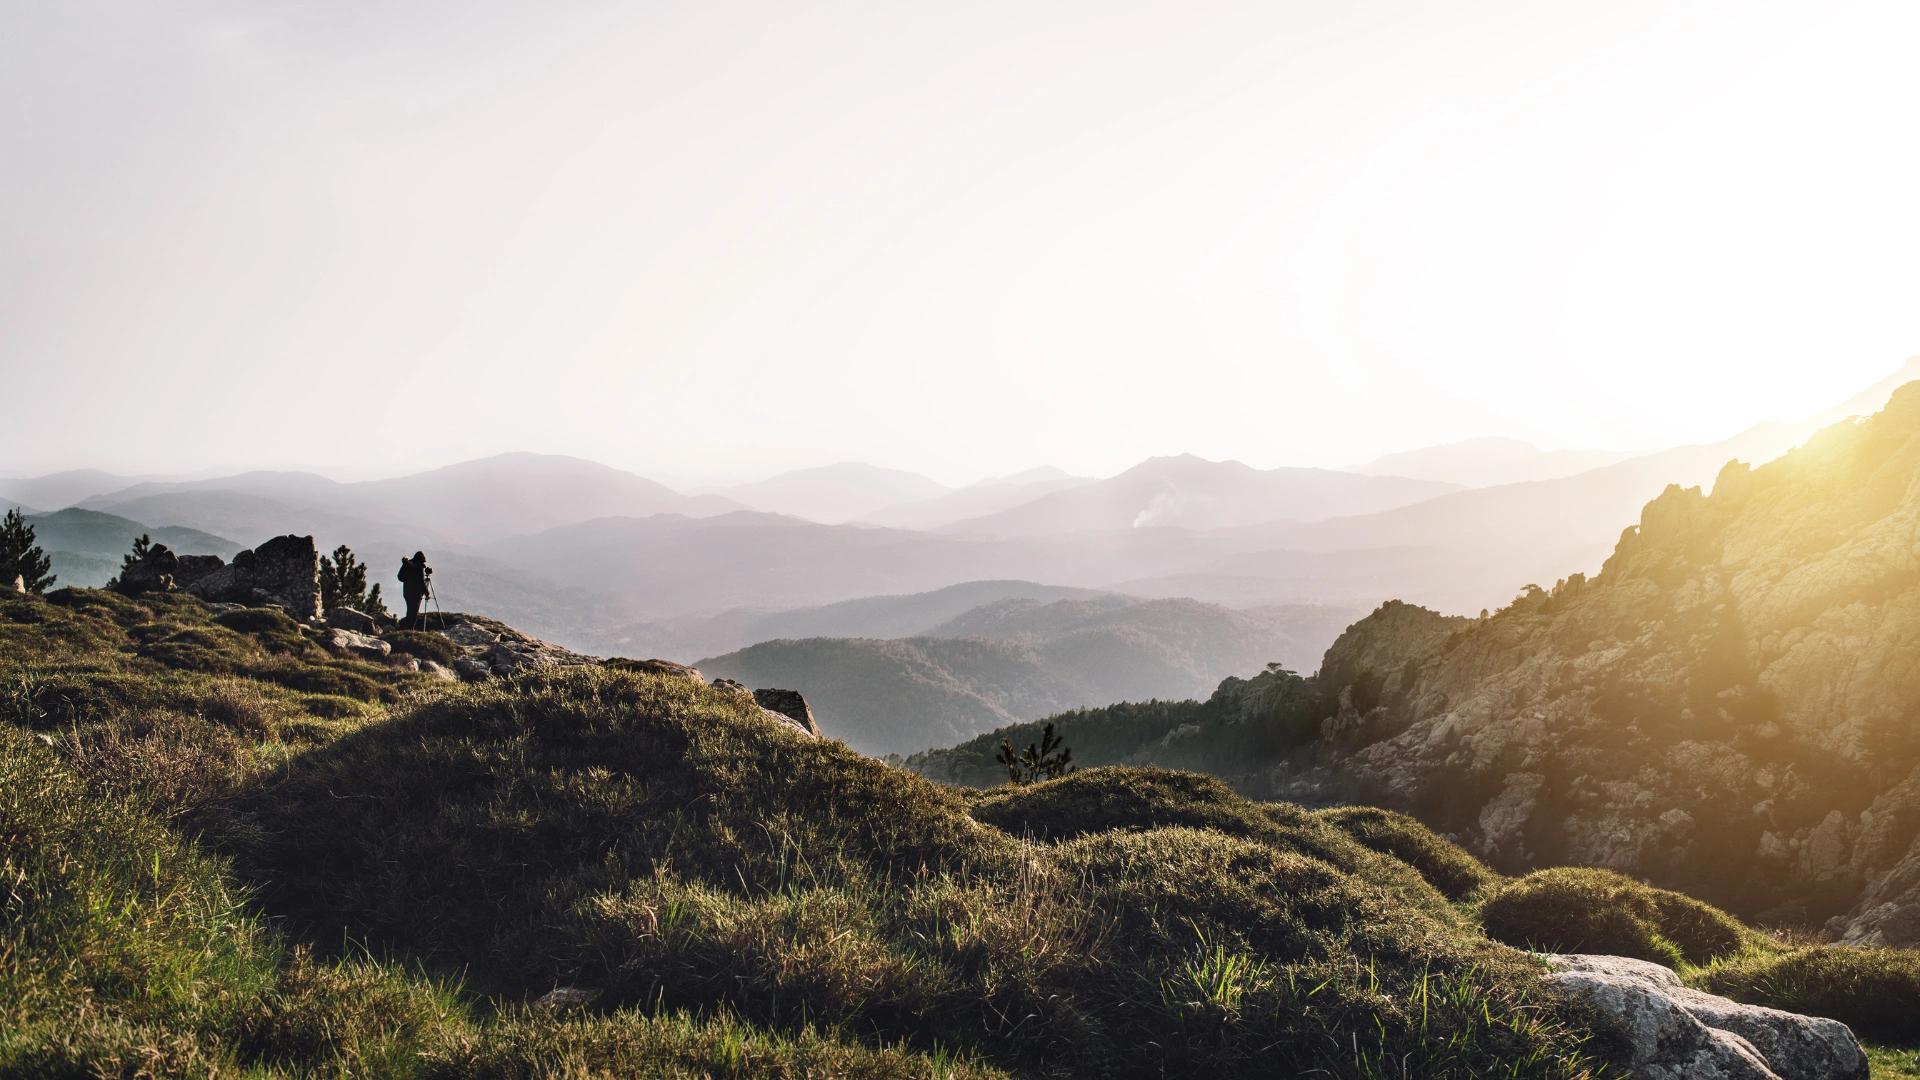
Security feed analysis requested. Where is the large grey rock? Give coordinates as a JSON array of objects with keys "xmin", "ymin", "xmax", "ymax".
[
  {"xmin": 753, "ymin": 688, "xmax": 821, "ymax": 737},
  {"xmin": 324, "ymin": 607, "xmax": 381, "ymax": 634},
  {"xmin": 1543, "ymin": 955, "xmax": 1866, "ymax": 1080},
  {"xmin": 324, "ymin": 628, "xmax": 392, "ymax": 662},
  {"xmin": 115, "ymin": 543, "xmax": 224, "ymax": 595},
  {"xmin": 442, "ymin": 622, "xmax": 500, "ymax": 648}
]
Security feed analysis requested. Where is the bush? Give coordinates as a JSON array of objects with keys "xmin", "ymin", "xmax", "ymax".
[
  {"xmin": 1697, "ymin": 945, "xmax": 1920, "ymax": 1044},
  {"xmin": 1318, "ymin": 805, "xmax": 1500, "ymax": 901},
  {"xmin": 1479, "ymin": 866, "xmax": 1750, "ymax": 966},
  {"xmin": 383, "ymin": 630, "xmax": 462, "ymax": 668}
]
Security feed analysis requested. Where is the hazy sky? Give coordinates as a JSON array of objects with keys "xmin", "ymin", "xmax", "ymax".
[{"xmin": 4, "ymin": 1, "xmax": 1918, "ymax": 485}]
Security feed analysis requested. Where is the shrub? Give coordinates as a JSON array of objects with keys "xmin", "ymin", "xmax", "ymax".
[
  {"xmin": 1480, "ymin": 866, "xmax": 1750, "ymax": 966},
  {"xmin": 1318, "ymin": 805, "xmax": 1500, "ymax": 901},
  {"xmin": 383, "ymin": 630, "xmax": 462, "ymax": 668},
  {"xmin": 1697, "ymin": 945, "xmax": 1920, "ymax": 1043}
]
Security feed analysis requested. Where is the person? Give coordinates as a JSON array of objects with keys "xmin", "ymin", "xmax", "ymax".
[{"xmin": 398, "ymin": 551, "xmax": 433, "ymax": 630}]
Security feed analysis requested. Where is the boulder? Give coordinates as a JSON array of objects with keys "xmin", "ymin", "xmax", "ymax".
[
  {"xmin": 418, "ymin": 660, "xmax": 458, "ymax": 682},
  {"xmin": 324, "ymin": 607, "xmax": 382, "ymax": 634},
  {"xmin": 115, "ymin": 543, "xmax": 222, "ymax": 595},
  {"xmin": 711, "ymin": 677, "xmax": 754, "ymax": 701},
  {"xmin": 1543, "ymin": 955, "xmax": 1866, "ymax": 1080},
  {"xmin": 753, "ymin": 688, "xmax": 821, "ymax": 737},
  {"xmin": 324, "ymin": 628, "xmax": 392, "ymax": 662},
  {"xmin": 442, "ymin": 622, "xmax": 501, "ymax": 648},
  {"xmin": 452, "ymin": 657, "xmax": 492, "ymax": 682},
  {"xmin": 9, "ymin": 574, "xmax": 21, "ymax": 594}
]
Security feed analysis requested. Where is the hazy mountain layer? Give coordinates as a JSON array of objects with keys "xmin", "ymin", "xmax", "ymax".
[
  {"xmin": 697, "ymin": 597, "xmax": 1359, "ymax": 755},
  {"xmin": 941, "ymin": 454, "xmax": 1460, "ymax": 536},
  {"xmin": 24, "ymin": 508, "xmax": 241, "ymax": 588},
  {"xmin": 582, "ymin": 579, "xmax": 1112, "ymax": 660},
  {"xmin": 722, "ymin": 462, "xmax": 949, "ymax": 524}
]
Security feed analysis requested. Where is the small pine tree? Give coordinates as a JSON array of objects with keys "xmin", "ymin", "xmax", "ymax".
[
  {"xmin": 363, "ymin": 582, "xmax": 392, "ymax": 619},
  {"xmin": 319, "ymin": 545, "xmax": 375, "ymax": 612},
  {"xmin": 0, "ymin": 508, "xmax": 54, "ymax": 593},
  {"xmin": 996, "ymin": 722, "xmax": 1075, "ymax": 784},
  {"xmin": 106, "ymin": 533, "xmax": 152, "ymax": 588}
]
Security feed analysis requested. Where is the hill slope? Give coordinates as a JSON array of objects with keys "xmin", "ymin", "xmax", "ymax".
[{"xmin": 1273, "ymin": 380, "xmax": 1920, "ymax": 938}]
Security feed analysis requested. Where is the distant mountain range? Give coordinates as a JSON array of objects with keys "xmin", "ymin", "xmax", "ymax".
[
  {"xmin": 936, "ymin": 455, "xmax": 1461, "ymax": 536},
  {"xmin": 22, "ymin": 508, "xmax": 242, "ymax": 589},
  {"xmin": 721, "ymin": 462, "xmax": 949, "ymax": 524},
  {"xmin": 9, "ymin": 360, "xmax": 1917, "ymax": 664},
  {"xmin": 696, "ymin": 595, "xmax": 1360, "ymax": 755},
  {"xmin": 1351, "ymin": 437, "xmax": 1633, "ymax": 488},
  {"xmin": 580, "ymin": 579, "xmax": 1111, "ymax": 660}
]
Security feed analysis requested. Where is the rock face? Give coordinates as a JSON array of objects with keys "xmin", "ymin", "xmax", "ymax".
[
  {"xmin": 753, "ymin": 688, "xmax": 822, "ymax": 737},
  {"xmin": 1543, "ymin": 955, "xmax": 1866, "ymax": 1080},
  {"xmin": 120, "ymin": 535, "xmax": 322, "ymax": 619},
  {"xmin": 9, "ymin": 575, "xmax": 22, "ymax": 594},
  {"xmin": 1278, "ymin": 382, "xmax": 1920, "ymax": 933}
]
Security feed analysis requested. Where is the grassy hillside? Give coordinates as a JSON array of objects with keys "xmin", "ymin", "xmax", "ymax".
[{"xmin": 8, "ymin": 585, "xmax": 1920, "ymax": 1077}]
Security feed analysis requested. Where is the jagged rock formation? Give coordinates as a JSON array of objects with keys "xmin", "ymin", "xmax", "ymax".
[
  {"xmin": 1543, "ymin": 955, "xmax": 1866, "ymax": 1080},
  {"xmin": 1285, "ymin": 382, "xmax": 1920, "ymax": 933},
  {"xmin": 117, "ymin": 534, "xmax": 322, "ymax": 619}
]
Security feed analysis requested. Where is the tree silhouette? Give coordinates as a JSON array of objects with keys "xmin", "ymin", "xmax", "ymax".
[
  {"xmin": 996, "ymin": 722, "xmax": 1075, "ymax": 784},
  {"xmin": 0, "ymin": 509, "xmax": 54, "ymax": 593}
]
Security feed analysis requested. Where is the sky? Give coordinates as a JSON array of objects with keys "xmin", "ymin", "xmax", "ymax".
[{"xmin": 3, "ymin": 0, "xmax": 1919, "ymax": 486}]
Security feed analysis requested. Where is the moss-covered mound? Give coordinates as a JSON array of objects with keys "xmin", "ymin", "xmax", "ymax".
[
  {"xmin": 235, "ymin": 673, "xmax": 1605, "ymax": 1077},
  {"xmin": 1696, "ymin": 945, "xmax": 1920, "ymax": 1044},
  {"xmin": 1480, "ymin": 866, "xmax": 1751, "ymax": 967},
  {"xmin": 1318, "ymin": 805, "xmax": 1501, "ymax": 902}
]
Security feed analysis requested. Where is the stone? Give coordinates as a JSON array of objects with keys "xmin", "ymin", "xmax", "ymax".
[
  {"xmin": 533, "ymin": 986, "xmax": 595, "ymax": 1010},
  {"xmin": 452, "ymin": 657, "xmax": 492, "ymax": 681},
  {"xmin": 418, "ymin": 660, "xmax": 458, "ymax": 682},
  {"xmin": 324, "ymin": 607, "xmax": 381, "ymax": 634},
  {"xmin": 324, "ymin": 628, "xmax": 391, "ymax": 661},
  {"xmin": 711, "ymin": 677, "xmax": 754, "ymax": 701},
  {"xmin": 1543, "ymin": 955, "xmax": 1866, "ymax": 1080},
  {"xmin": 9, "ymin": 574, "xmax": 21, "ymax": 594},
  {"xmin": 752, "ymin": 688, "xmax": 821, "ymax": 737},
  {"xmin": 441, "ymin": 622, "xmax": 501, "ymax": 648}
]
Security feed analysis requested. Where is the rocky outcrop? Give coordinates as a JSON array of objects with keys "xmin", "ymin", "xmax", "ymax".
[
  {"xmin": 9, "ymin": 575, "xmax": 22, "ymax": 594},
  {"xmin": 753, "ymin": 688, "xmax": 821, "ymax": 737},
  {"xmin": 1543, "ymin": 955, "xmax": 1866, "ymax": 1080},
  {"xmin": 1275, "ymin": 382, "xmax": 1920, "ymax": 932},
  {"xmin": 412, "ymin": 616, "xmax": 823, "ymax": 738},
  {"xmin": 114, "ymin": 543, "xmax": 224, "ymax": 595},
  {"xmin": 324, "ymin": 628, "xmax": 391, "ymax": 662},
  {"xmin": 120, "ymin": 535, "xmax": 322, "ymax": 619}
]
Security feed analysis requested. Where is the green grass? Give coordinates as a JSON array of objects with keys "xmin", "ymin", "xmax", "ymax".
[
  {"xmin": 1318, "ymin": 805, "xmax": 1502, "ymax": 902},
  {"xmin": 1480, "ymin": 866, "xmax": 1753, "ymax": 967},
  {"xmin": 1693, "ymin": 944, "xmax": 1920, "ymax": 1044}
]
